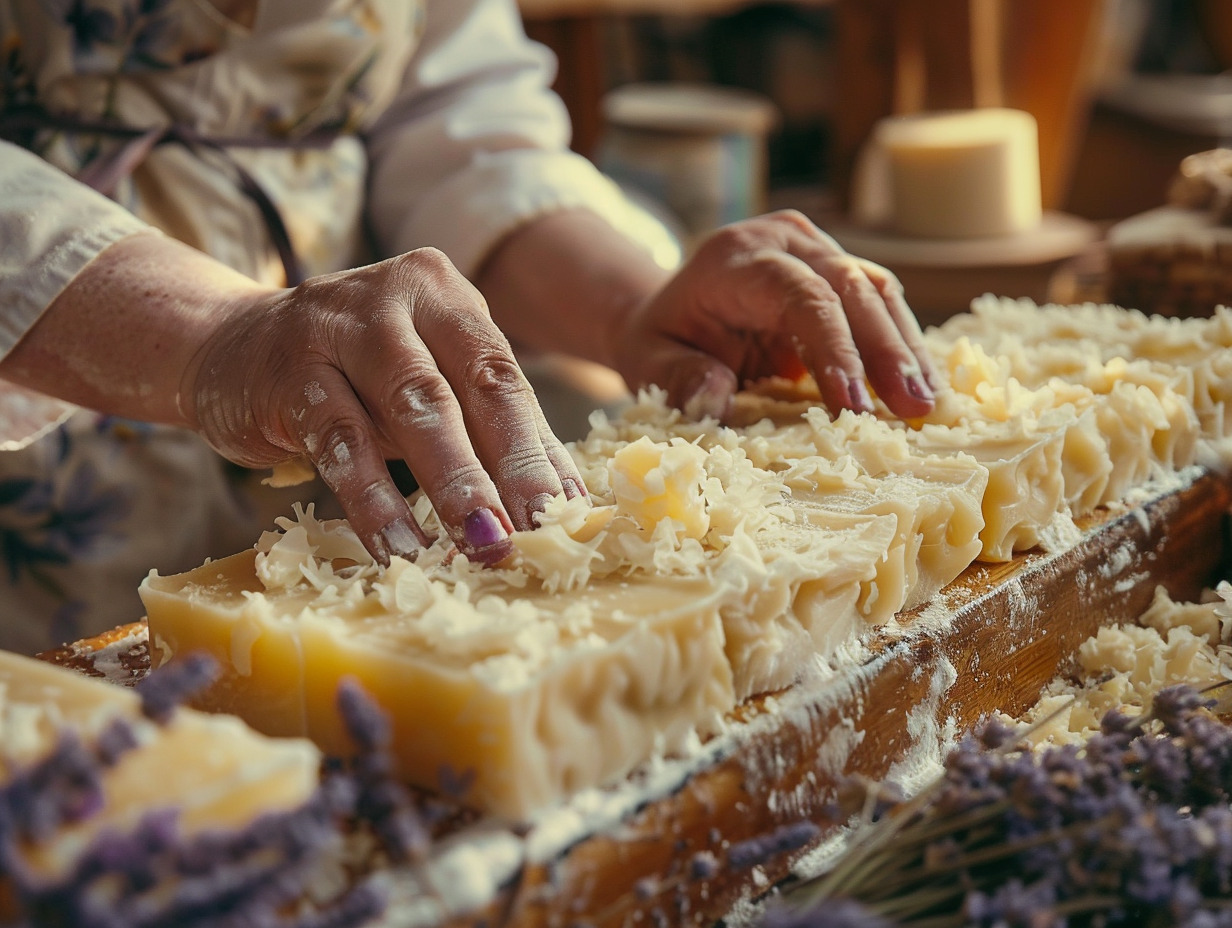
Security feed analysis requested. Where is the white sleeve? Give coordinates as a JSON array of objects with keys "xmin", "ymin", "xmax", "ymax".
[
  {"xmin": 363, "ymin": 0, "xmax": 678, "ymax": 279},
  {"xmin": 0, "ymin": 141, "xmax": 150, "ymax": 356}
]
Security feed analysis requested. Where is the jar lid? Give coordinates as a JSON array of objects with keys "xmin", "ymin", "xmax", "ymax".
[{"xmin": 603, "ymin": 83, "xmax": 778, "ymax": 135}]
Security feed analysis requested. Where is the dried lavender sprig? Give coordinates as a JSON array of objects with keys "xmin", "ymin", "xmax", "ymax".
[
  {"xmin": 2, "ymin": 677, "xmax": 394, "ymax": 928},
  {"xmin": 729, "ymin": 822, "xmax": 822, "ymax": 871},
  {"xmin": 134, "ymin": 652, "xmax": 219, "ymax": 723},
  {"xmin": 767, "ymin": 685, "xmax": 1232, "ymax": 927},
  {"xmin": 334, "ymin": 677, "xmax": 428, "ymax": 864},
  {"xmin": 11, "ymin": 777, "xmax": 383, "ymax": 928},
  {"xmin": 794, "ymin": 703, "xmax": 1076, "ymax": 910},
  {"xmin": 0, "ymin": 716, "xmax": 138, "ymax": 855}
]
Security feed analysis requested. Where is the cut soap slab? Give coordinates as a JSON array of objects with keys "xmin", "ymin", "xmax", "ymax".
[
  {"xmin": 0, "ymin": 649, "xmax": 321, "ymax": 882},
  {"xmin": 141, "ymin": 435, "xmax": 921, "ymax": 819},
  {"xmin": 142, "ymin": 546, "xmax": 735, "ymax": 821}
]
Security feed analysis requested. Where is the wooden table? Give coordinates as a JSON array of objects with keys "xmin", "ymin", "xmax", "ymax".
[{"xmin": 41, "ymin": 468, "xmax": 1232, "ymax": 926}]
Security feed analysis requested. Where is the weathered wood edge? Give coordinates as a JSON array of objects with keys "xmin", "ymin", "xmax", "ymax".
[{"xmin": 454, "ymin": 470, "xmax": 1232, "ymax": 928}]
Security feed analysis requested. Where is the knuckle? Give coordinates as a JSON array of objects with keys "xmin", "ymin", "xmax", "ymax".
[
  {"xmin": 402, "ymin": 246, "xmax": 455, "ymax": 276},
  {"xmin": 858, "ymin": 258, "xmax": 903, "ymax": 295},
  {"xmin": 783, "ymin": 280, "xmax": 841, "ymax": 322},
  {"xmin": 496, "ymin": 443, "xmax": 551, "ymax": 485},
  {"xmin": 700, "ymin": 223, "xmax": 759, "ymax": 259},
  {"xmin": 307, "ymin": 416, "xmax": 372, "ymax": 477},
  {"xmin": 384, "ymin": 368, "xmax": 455, "ymax": 429},
  {"xmin": 878, "ymin": 269, "xmax": 905, "ymax": 298},
  {"xmin": 768, "ymin": 208, "xmax": 817, "ymax": 235},
  {"xmin": 431, "ymin": 460, "xmax": 492, "ymax": 510},
  {"xmin": 464, "ymin": 349, "xmax": 528, "ymax": 398},
  {"xmin": 387, "ymin": 248, "xmax": 462, "ymax": 303},
  {"xmin": 822, "ymin": 257, "xmax": 866, "ymax": 298}
]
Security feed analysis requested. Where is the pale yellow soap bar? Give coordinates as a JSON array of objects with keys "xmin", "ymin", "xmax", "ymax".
[
  {"xmin": 0, "ymin": 649, "xmax": 321, "ymax": 880},
  {"xmin": 142, "ymin": 546, "xmax": 733, "ymax": 821}
]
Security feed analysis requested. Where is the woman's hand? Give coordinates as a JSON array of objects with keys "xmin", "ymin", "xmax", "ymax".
[
  {"xmin": 186, "ymin": 247, "xmax": 583, "ymax": 565},
  {"xmin": 3, "ymin": 232, "xmax": 581, "ymax": 566},
  {"xmin": 612, "ymin": 210, "xmax": 937, "ymax": 422}
]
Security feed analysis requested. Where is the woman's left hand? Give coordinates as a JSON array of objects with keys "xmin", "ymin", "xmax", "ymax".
[{"xmin": 609, "ymin": 210, "xmax": 937, "ymax": 422}]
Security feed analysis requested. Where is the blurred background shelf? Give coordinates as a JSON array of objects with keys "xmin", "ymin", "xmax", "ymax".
[{"xmin": 516, "ymin": 0, "xmax": 1232, "ymax": 239}]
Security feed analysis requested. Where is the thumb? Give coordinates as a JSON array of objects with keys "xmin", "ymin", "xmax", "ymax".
[{"xmin": 631, "ymin": 335, "xmax": 739, "ymax": 421}]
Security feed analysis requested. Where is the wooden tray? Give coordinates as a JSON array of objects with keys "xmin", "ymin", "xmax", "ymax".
[{"xmin": 38, "ymin": 469, "xmax": 1232, "ymax": 927}]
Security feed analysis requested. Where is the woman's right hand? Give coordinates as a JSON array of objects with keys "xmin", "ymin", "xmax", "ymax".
[
  {"xmin": 185, "ymin": 247, "xmax": 585, "ymax": 565},
  {"xmin": 2, "ymin": 232, "xmax": 582, "ymax": 566}
]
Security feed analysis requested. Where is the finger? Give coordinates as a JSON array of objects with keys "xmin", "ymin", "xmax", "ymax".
[
  {"xmin": 536, "ymin": 414, "xmax": 589, "ymax": 502},
  {"xmin": 855, "ymin": 257, "xmax": 940, "ymax": 393},
  {"xmin": 412, "ymin": 278, "xmax": 582, "ymax": 532},
  {"xmin": 761, "ymin": 212, "xmax": 936, "ymax": 416},
  {"xmin": 339, "ymin": 323, "xmax": 516, "ymax": 563},
  {"xmin": 727, "ymin": 248, "xmax": 874, "ymax": 416},
  {"xmin": 802, "ymin": 253, "xmax": 933, "ymax": 418},
  {"xmin": 632, "ymin": 329, "xmax": 740, "ymax": 421},
  {"xmin": 287, "ymin": 367, "xmax": 432, "ymax": 565}
]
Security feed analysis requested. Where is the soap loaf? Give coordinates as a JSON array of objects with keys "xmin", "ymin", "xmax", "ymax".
[{"xmin": 141, "ymin": 300, "xmax": 1232, "ymax": 825}]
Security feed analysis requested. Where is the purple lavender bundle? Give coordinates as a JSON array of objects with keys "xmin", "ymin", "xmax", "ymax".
[{"xmin": 767, "ymin": 683, "xmax": 1232, "ymax": 928}]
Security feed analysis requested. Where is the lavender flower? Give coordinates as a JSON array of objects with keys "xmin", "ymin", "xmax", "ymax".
[
  {"xmin": 135, "ymin": 652, "xmax": 219, "ymax": 722},
  {"xmin": 334, "ymin": 677, "xmax": 427, "ymax": 863},
  {"xmin": 0, "ymin": 675, "xmax": 405, "ymax": 928},
  {"xmin": 728, "ymin": 821, "xmax": 821, "ymax": 871},
  {"xmin": 770, "ymin": 684, "xmax": 1232, "ymax": 928}
]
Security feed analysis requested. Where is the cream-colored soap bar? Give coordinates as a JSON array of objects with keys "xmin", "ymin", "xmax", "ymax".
[
  {"xmin": 856, "ymin": 108, "xmax": 1042, "ymax": 238},
  {"xmin": 782, "ymin": 456, "xmax": 987, "ymax": 615},
  {"xmin": 143, "ymin": 517, "xmax": 735, "ymax": 821},
  {"xmin": 0, "ymin": 649, "xmax": 321, "ymax": 880},
  {"xmin": 718, "ymin": 505, "xmax": 900, "ymax": 698}
]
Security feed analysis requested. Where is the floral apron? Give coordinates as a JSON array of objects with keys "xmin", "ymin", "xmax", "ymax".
[{"xmin": 0, "ymin": 0, "xmax": 425, "ymax": 652}]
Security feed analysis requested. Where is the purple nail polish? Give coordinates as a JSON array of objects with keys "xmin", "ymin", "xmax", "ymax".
[
  {"xmin": 849, "ymin": 379, "xmax": 874, "ymax": 413},
  {"xmin": 464, "ymin": 508, "xmax": 508, "ymax": 549},
  {"xmin": 905, "ymin": 374, "xmax": 935, "ymax": 403}
]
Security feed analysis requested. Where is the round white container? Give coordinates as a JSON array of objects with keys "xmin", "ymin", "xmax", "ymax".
[{"xmin": 598, "ymin": 83, "xmax": 778, "ymax": 238}]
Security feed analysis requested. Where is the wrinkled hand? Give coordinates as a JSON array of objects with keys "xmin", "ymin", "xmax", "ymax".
[
  {"xmin": 186, "ymin": 248, "xmax": 584, "ymax": 565},
  {"xmin": 613, "ymin": 210, "xmax": 937, "ymax": 420}
]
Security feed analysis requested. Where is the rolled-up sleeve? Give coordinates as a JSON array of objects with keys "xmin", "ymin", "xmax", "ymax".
[
  {"xmin": 0, "ymin": 141, "xmax": 149, "ymax": 357},
  {"xmin": 363, "ymin": 0, "xmax": 677, "ymax": 279}
]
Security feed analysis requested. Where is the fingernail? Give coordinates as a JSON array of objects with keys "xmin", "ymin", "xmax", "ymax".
[
  {"xmin": 562, "ymin": 478, "xmax": 586, "ymax": 500},
  {"xmin": 368, "ymin": 532, "xmax": 390, "ymax": 567},
  {"xmin": 464, "ymin": 507, "xmax": 508, "ymax": 549},
  {"xmin": 905, "ymin": 374, "xmax": 935, "ymax": 403},
  {"xmin": 679, "ymin": 368, "xmax": 731, "ymax": 422},
  {"xmin": 526, "ymin": 493, "xmax": 555, "ymax": 527},
  {"xmin": 849, "ymin": 379, "xmax": 874, "ymax": 414},
  {"xmin": 381, "ymin": 518, "xmax": 427, "ymax": 560}
]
